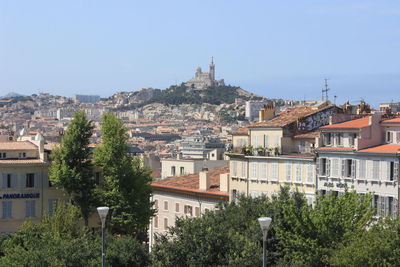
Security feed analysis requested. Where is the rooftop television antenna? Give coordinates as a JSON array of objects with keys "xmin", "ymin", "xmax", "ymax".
[{"xmin": 322, "ymin": 78, "xmax": 330, "ymax": 101}]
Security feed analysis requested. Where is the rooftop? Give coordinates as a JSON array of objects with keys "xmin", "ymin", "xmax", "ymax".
[
  {"xmin": 0, "ymin": 141, "xmax": 38, "ymax": 151},
  {"xmin": 321, "ymin": 116, "xmax": 370, "ymax": 130},
  {"xmin": 358, "ymin": 144, "xmax": 400, "ymax": 154},
  {"xmin": 382, "ymin": 117, "xmax": 400, "ymax": 124},
  {"xmin": 151, "ymin": 167, "xmax": 229, "ymax": 196}
]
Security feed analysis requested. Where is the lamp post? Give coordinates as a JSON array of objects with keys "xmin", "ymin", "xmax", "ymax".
[
  {"xmin": 97, "ymin": 207, "xmax": 109, "ymax": 267},
  {"xmin": 258, "ymin": 217, "xmax": 272, "ymax": 267}
]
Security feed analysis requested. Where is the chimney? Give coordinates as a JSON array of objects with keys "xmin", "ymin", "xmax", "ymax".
[
  {"xmin": 219, "ymin": 173, "xmax": 229, "ymax": 193},
  {"xmin": 259, "ymin": 104, "xmax": 275, "ymax": 122},
  {"xmin": 199, "ymin": 169, "xmax": 210, "ymax": 191}
]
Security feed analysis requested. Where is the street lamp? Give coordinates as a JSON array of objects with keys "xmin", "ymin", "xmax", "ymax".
[
  {"xmin": 97, "ymin": 207, "xmax": 109, "ymax": 267},
  {"xmin": 258, "ymin": 217, "xmax": 272, "ymax": 267}
]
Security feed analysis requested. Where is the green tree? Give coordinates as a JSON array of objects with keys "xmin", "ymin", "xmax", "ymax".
[
  {"xmin": 49, "ymin": 111, "xmax": 96, "ymax": 226},
  {"xmin": 0, "ymin": 206, "xmax": 99, "ymax": 267},
  {"xmin": 330, "ymin": 218, "xmax": 400, "ymax": 267},
  {"xmin": 94, "ymin": 112, "xmax": 154, "ymax": 237},
  {"xmin": 151, "ymin": 187, "xmax": 376, "ymax": 267},
  {"xmin": 0, "ymin": 206, "xmax": 150, "ymax": 267}
]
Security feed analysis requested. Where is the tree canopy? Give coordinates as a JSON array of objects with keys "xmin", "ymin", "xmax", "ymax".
[
  {"xmin": 94, "ymin": 112, "xmax": 154, "ymax": 238},
  {"xmin": 49, "ymin": 110, "xmax": 96, "ymax": 225}
]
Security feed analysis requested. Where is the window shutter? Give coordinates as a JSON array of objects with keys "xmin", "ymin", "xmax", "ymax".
[
  {"xmin": 264, "ymin": 135, "xmax": 269, "ymax": 148},
  {"xmin": 394, "ymin": 162, "xmax": 399, "ymax": 181},
  {"xmin": 11, "ymin": 174, "xmax": 17, "ymax": 188},
  {"xmin": 316, "ymin": 158, "xmax": 320, "ymax": 176},
  {"xmin": 397, "ymin": 132, "xmax": 400, "ymax": 144},
  {"xmin": 384, "ymin": 197, "xmax": 389, "ymax": 217},
  {"xmin": 351, "ymin": 160, "xmax": 356, "ymax": 178},
  {"xmin": 34, "ymin": 173, "xmax": 41, "ymax": 188},
  {"xmin": 394, "ymin": 198, "xmax": 398, "ymax": 218},
  {"xmin": 341, "ymin": 159, "xmax": 345, "ymax": 177},
  {"xmin": 326, "ymin": 159, "xmax": 331, "ymax": 177}
]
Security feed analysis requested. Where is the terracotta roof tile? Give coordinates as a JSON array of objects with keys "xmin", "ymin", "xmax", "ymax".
[
  {"xmin": 0, "ymin": 141, "xmax": 38, "ymax": 151},
  {"xmin": 151, "ymin": 167, "xmax": 229, "ymax": 193},
  {"xmin": 382, "ymin": 118, "xmax": 400, "ymax": 124},
  {"xmin": 358, "ymin": 144, "xmax": 400, "ymax": 154},
  {"xmin": 233, "ymin": 126, "xmax": 249, "ymax": 135},
  {"xmin": 250, "ymin": 106, "xmax": 319, "ymax": 128},
  {"xmin": 294, "ymin": 130, "xmax": 320, "ymax": 139},
  {"xmin": 320, "ymin": 116, "xmax": 370, "ymax": 130}
]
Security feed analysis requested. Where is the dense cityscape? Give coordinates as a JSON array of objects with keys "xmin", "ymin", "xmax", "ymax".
[{"xmin": 2, "ymin": 1, "xmax": 400, "ymax": 266}]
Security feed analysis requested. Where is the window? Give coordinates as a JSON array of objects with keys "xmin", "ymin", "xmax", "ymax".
[
  {"xmin": 2, "ymin": 174, "xmax": 14, "ymax": 189},
  {"xmin": 6, "ymin": 174, "xmax": 11, "ymax": 188},
  {"xmin": 48, "ymin": 199, "xmax": 58, "ymax": 215},
  {"xmin": 232, "ymin": 190, "xmax": 238, "ymax": 202},
  {"xmin": 373, "ymin": 160, "xmax": 380, "ymax": 180},
  {"xmin": 180, "ymin": 167, "xmax": 185, "ymax": 176},
  {"xmin": 154, "ymin": 216, "xmax": 158, "ymax": 228},
  {"xmin": 2, "ymin": 201, "xmax": 12, "ymax": 219},
  {"xmin": 325, "ymin": 133, "xmax": 332, "ymax": 146},
  {"xmin": 349, "ymin": 133, "xmax": 357, "ymax": 147},
  {"xmin": 164, "ymin": 218, "xmax": 168, "ymax": 230},
  {"xmin": 231, "ymin": 161, "xmax": 237, "ymax": 176},
  {"xmin": 343, "ymin": 159, "xmax": 355, "ymax": 178},
  {"xmin": 25, "ymin": 200, "xmax": 36, "ymax": 218},
  {"xmin": 0, "ymin": 152, "xmax": 6, "ymax": 159},
  {"xmin": 358, "ymin": 160, "xmax": 366, "ymax": 179},
  {"xmin": 241, "ymin": 162, "xmax": 246, "ymax": 177},
  {"xmin": 271, "ymin": 162, "xmax": 279, "ymax": 180},
  {"xmin": 264, "ymin": 135, "xmax": 269, "ymax": 147},
  {"xmin": 251, "ymin": 163, "xmax": 257, "ymax": 179},
  {"xmin": 295, "ymin": 163, "xmax": 302, "ymax": 182},
  {"xmin": 319, "ymin": 158, "xmax": 330, "ymax": 176},
  {"xmin": 389, "ymin": 161, "xmax": 399, "ymax": 181},
  {"xmin": 261, "ymin": 163, "xmax": 267, "ymax": 179},
  {"xmin": 387, "ymin": 131, "xmax": 394, "ymax": 143},
  {"xmin": 26, "ymin": 173, "xmax": 35, "ymax": 188},
  {"xmin": 175, "ymin": 203, "xmax": 179, "ymax": 212},
  {"xmin": 307, "ymin": 162, "xmax": 314, "ymax": 183},
  {"xmin": 195, "ymin": 207, "xmax": 200, "ymax": 217},
  {"xmin": 171, "ymin": 166, "xmax": 176, "ymax": 176},
  {"xmin": 184, "ymin": 205, "xmax": 193, "ymax": 216},
  {"xmin": 254, "ymin": 135, "xmax": 259, "ymax": 147},
  {"xmin": 164, "ymin": 201, "xmax": 168, "ymax": 211},
  {"xmin": 337, "ymin": 133, "xmax": 343, "ymax": 146},
  {"xmin": 19, "ymin": 152, "xmax": 26, "ymax": 158},
  {"xmin": 285, "ymin": 162, "xmax": 292, "ymax": 182},
  {"xmin": 154, "ymin": 199, "xmax": 158, "ymax": 209},
  {"xmin": 274, "ymin": 136, "xmax": 279, "ymax": 147}
]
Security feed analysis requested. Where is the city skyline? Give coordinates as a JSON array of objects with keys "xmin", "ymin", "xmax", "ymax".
[{"xmin": 1, "ymin": 1, "xmax": 400, "ymax": 107}]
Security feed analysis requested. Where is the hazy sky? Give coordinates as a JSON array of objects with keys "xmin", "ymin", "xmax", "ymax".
[{"xmin": 1, "ymin": 0, "xmax": 400, "ymax": 108}]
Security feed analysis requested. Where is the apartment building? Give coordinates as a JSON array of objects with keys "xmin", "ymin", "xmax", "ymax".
[
  {"xmin": 316, "ymin": 115, "xmax": 400, "ymax": 218},
  {"xmin": 0, "ymin": 133, "xmax": 67, "ymax": 233},
  {"xmin": 227, "ymin": 105, "xmax": 339, "ymax": 203},
  {"xmin": 149, "ymin": 167, "xmax": 229, "ymax": 249}
]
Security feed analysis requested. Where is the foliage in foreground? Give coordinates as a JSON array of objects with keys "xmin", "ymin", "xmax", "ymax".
[
  {"xmin": 151, "ymin": 188, "xmax": 388, "ymax": 267},
  {"xmin": 0, "ymin": 206, "xmax": 149, "ymax": 267}
]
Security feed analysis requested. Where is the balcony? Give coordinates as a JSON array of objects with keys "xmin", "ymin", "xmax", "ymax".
[{"xmin": 230, "ymin": 146, "xmax": 281, "ymax": 157}]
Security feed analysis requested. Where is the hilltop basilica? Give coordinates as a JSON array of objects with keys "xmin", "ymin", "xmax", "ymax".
[{"xmin": 185, "ymin": 57, "xmax": 225, "ymax": 90}]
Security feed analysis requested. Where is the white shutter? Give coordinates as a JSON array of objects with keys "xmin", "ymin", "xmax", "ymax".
[
  {"xmin": 397, "ymin": 132, "xmax": 400, "ymax": 144},
  {"xmin": 326, "ymin": 159, "xmax": 331, "ymax": 177},
  {"xmin": 394, "ymin": 162, "xmax": 399, "ymax": 181},
  {"xmin": 341, "ymin": 159, "xmax": 345, "ymax": 177},
  {"xmin": 19, "ymin": 173, "xmax": 25, "ymax": 189},
  {"xmin": 34, "ymin": 173, "xmax": 41, "ymax": 188},
  {"xmin": 264, "ymin": 135, "xmax": 269, "ymax": 148},
  {"xmin": 351, "ymin": 160, "xmax": 356, "ymax": 178}
]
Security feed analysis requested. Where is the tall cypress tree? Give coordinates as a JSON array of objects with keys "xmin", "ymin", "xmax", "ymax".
[
  {"xmin": 94, "ymin": 112, "xmax": 154, "ymax": 237},
  {"xmin": 49, "ymin": 111, "xmax": 96, "ymax": 226}
]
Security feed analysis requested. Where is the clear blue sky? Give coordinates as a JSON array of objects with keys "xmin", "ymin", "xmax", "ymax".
[{"xmin": 1, "ymin": 0, "xmax": 400, "ymax": 108}]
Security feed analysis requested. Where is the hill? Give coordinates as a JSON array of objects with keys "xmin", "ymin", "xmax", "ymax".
[{"xmin": 143, "ymin": 84, "xmax": 263, "ymax": 106}]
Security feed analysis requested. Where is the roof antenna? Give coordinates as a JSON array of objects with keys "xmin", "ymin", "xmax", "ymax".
[
  {"xmin": 334, "ymin": 95, "xmax": 337, "ymax": 105},
  {"xmin": 322, "ymin": 78, "xmax": 330, "ymax": 102}
]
